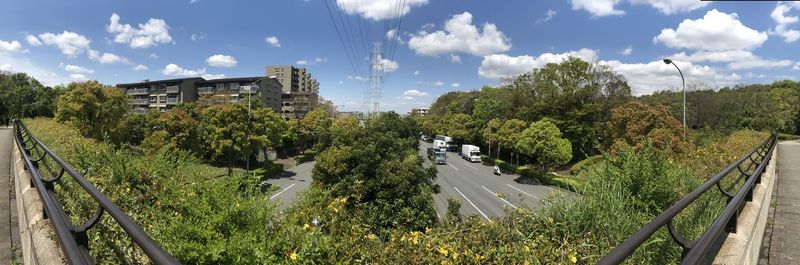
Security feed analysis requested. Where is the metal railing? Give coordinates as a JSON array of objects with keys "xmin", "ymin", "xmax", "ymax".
[
  {"xmin": 12, "ymin": 120, "xmax": 179, "ymax": 265},
  {"xmin": 166, "ymin": 98, "xmax": 179, "ymax": 105},
  {"xmin": 166, "ymin": 86, "xmax": 179, "ymax": 93},
  {"xmin": 126, "ymin": 88, "xmax": 149, "ymax": 95},
  {"xmin": 198, "ymin": 87, "xmax": 214, "ymax": 94},
  {"xmin": 129, "ymin": 98, "xmax": 149, "ymax": 105},
  {"xmin": 598, "ymin": 133, "xmax": 777, "ymax": 265}
]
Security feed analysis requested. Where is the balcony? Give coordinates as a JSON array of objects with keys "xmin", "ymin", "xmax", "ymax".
[
  {"xmin": 198, "ymin": 87, "xmax": 214, "ymax": 94},
  {"xmin": 129, "ymin": 98, "xmax": 149, "ymax": 105},
  {"xmin": 166, "ymin": 98, "xmax": 179, "ymax": 105},
  {"xmin": 166, "ymin": 85, "xmax": 180, "ymax": 93},
  {"xmin": 126, "ymin": 88, "xmax": 149, "ymax": 95}
]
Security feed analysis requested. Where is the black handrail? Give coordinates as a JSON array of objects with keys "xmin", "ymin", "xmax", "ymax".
[
  {"xmin": 598, "ymin": 133, "xmax": 777, "ymax": 265},
  {"xmin": 13, "ymin": 119, "xmax": 180, "ymax": 265}
]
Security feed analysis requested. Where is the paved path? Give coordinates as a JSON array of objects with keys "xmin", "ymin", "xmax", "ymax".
[
  {"xmin": 0, "ymin": 127, "xmax": 16, "ymax": 264},
  {"xmin": 263, "ymin": 161, "xmax": 315, "ymax": 212},
  {"xmin": 764, "ymin": 141, "xmax": 800, "ymax": 264}
]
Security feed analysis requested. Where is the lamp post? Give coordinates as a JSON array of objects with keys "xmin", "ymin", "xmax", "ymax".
[
  {"xmin": 663, "ymin": 58, "xmax": 686, "ymax": 140},
  {"xmin": 245, "ymin": 76, "xmax": 271, "ymax": 173}
]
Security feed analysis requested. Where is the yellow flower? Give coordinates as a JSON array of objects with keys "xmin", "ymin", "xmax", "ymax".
[
  {"xmin": 570, "ymin": 253, "xmax": 577, "ymax": 263},
  {"xmin": 289, "ymin": 251, "xmax": 299, "ymax": 261},
  {"xmin": 303, "ymin": 223, "xmax": 311, "ymax": 230},
  {"xmin": 366, "ymin": 234, "xmax": 378, "ymax": 241},
  {"xmin": 438, "ymin": 246, "xmax": 449, "ymax": 257}
]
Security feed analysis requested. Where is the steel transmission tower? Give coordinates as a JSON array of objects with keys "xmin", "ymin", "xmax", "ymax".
[{"xmin": 367, "ymin": 42, "xmax": 382, "ymax": 116}]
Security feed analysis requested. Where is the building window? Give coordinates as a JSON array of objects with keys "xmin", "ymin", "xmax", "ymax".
[{"xmin": 216, "ymin": 83, "xmax": 225, "ymax": 89}]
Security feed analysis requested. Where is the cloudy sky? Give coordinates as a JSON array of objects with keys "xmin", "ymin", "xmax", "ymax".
[{"xmin": 1, "ymin": 0, "xmax": 798, "ymax": 113}]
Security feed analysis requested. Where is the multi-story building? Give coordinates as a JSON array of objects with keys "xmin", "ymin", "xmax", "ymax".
[
  {"xmin": 266, "ymin": 65, "xmax": 320, "ymax": 119},
  {"xmin": 116, "ymin": 76, "xmax": 282, "ymax": 113},
  {"xmin": 410, "ymin": 108, "xmax": 429, "ymax": 117},
  {"xmin": 195, "ymin": 77, "xmax": 282, "ymax": 111}
]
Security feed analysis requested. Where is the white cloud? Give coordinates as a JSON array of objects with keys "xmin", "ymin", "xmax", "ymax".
[
  {"xmin": 653, "ymin": 9, "xmax": 767, "ymax": 51},
  {"xmin": 347, "ymin": 75, "xmax": 369, "ymax": 81},
  {"xmin": 451, "ymin": 83, "xmax": 460, "ymax": 88},
  {"xmin": 770, "ymin": 2, "xmax": 800, "ymax": 42},
  {"xmin": 0, "ymin": 54, "xmax": 69, "ymax": 85},
  {"xmin": 190, "ymin": 0, "xmax": 200, "ymax": 3},
  {"xmin": 602, "ymin": 59, "xmax": 741, "ymax": 95},
  {"xmin": 88, "ymin": 49, "xmax": 131, "ymax": 64},
  {"xmin": 69, "ymin": 74, "xmax": 88, "ymax": 82},
  {"xmin": 536, "ymin": 9, "xmax": 557, "ymax": 24},
  {"xmin": 60, "ymin": 63, "xmax": 94, "ymax": 74},
  {"xmin": 386, "ymin": 28, "xmax": 405, "ymax": 44},
  {"xmin": 668, "ymin": 50, "xmax": 793, "ymax": 70},
  {"xmin": 0, "ymin": 40, "xmax": 24, "ymax": 53},
  {"xmin": 413, "ymin": 70, "xmax": 420, "ymax": 75},
  {"xmin": 38, "ymin": 31, "xmax": 91, "ymax": 58},
  {"xmin": 408, "ymin": 12, "xmax": 511, "ymax": 57},
  {"xmin": 133, "ymin": 64, "xmax": 149, "ymax": 71},
  {"xmin": 202, "ymin": 73, "xmax": 225, "ymax": 80},
  {"xmin": 190, "ymin": 32, "xmax": 207, "ymax": 42},
  {"xmin": 569, "ymin": 0, "xmax": 624, "ymax": 17},
  {"xmin": 571, "ymin": 0, "xmax": 708, "ymax": 17},
  {"xmin": 296, "ymin": 57, "xmax": 327, "ymax": 66},
  {"xmin": 402, "ymin": 89, "xmax": 429, "ymax": 100},
  {"xmin": 265, "ymin": 36, "xmax": 281, "ymax": 47},
  {"xmin": 628, "ymin": 0, "xmax": 710, "ymax": 15},
  {"xmin": 620, "ymin": 45, "xmax": 633, "ymax": 56},
  {"xmin": 478, "ymin": 49, "xmax": 598, "ymax": 79},
  {"xmin": 434, "ymin": 81, "xmax": 444, "ymax": 86},
  {"xmin": 374, "ymin": 55, "xmax": 399, "ymax": 72},
  {"xmin": 25, "ymin": 35, "xmax": 41, "ymax": 46},
  {"xmin": 795, "ymin": 62, "xmax": 800, "ymax": 70},
  {"xmin": 336, "ymin": 0, "xmax": 429, "ymax": 21},
  {"xmin": 149, "ymin": 53, "xmax": 159, "ymax": 59},
  {"xmin": 162, "ymin": 63, "xmax": 205, "ymax": 76},
  {"xmin": 449, "ymin": 54, "xmax": 462, "ymax": 63},
  {"xmin": 206, "ymin": 54, "xmax": 237, "ymax": 67},
  {"xmin": 106, "ymin": 13, "xmax": 173, "ymax": 49}
]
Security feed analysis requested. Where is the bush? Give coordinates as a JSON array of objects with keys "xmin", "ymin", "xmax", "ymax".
[
  {"xmin": 570, "ymin": 155, "xmax": 603, "ymax": 175},
  {"xmin": 296, "ymin": 150, "xmax": 317, "ymax": 164}
]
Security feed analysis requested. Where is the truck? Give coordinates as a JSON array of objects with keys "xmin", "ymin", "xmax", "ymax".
[
  {"xmin": 433, "ymin": 139, "xmax": 447, "ymax": 150},
  {"xmin": 435, "ymin": 135, "xmax": 455, "ymax": 151},
  {"xmin": 461, "ymin": 144, "xmax": 481, "ymax": 163},
  {"xmin": 427, "ymin": 147, "xmax": 447, "ymax": 165}
]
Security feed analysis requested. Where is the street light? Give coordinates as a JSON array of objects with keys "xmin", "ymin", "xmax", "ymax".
[
  {"xmin": 245, "ymin": 76, "xmax": 272, "ymax": 173},
  {"xmin": 663, "ymin": 58, "xmax": 686, "ymax": 139}
]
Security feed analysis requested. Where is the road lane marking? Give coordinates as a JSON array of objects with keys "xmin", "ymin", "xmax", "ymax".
[
  {"xmin": 270, "ymin": 183, "xmax": 296, "ymax": 200},
  {"xmin": 461, "ymin": 161, "xmax": 478, "ymax": 171},
  {"xmin": 482, "ymin": 186, "xmax": 517, "ymax": 209},
  {"xmin": 448, "ymin": 163, "xmax": 459, "ymax": 171},
  {"xmin": 506, "ymin": 184, "xmax": 543, "ymax": 201},
  {"xmin": 454, "ymin": 186, "xmax": 493, "ymax": 223}
]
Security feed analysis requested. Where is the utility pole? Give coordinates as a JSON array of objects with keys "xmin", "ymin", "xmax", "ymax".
[{"xmin": 663, "ymin": 59, "xmax": 686, "ymax": 139}]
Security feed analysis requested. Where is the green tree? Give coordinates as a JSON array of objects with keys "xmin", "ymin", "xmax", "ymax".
[
  {"xmin": 606, "ymin": 101, "xmax": 690, "ymax": 155},
  {"xmin": 498, "ymin": 119, "xmax": 527, "ymax": 165},
  {"xmin": 516, "ymin": 119, "xmax": 573, "ymax": 171},
  {"xmin": 55, "ymin": 81, "xmax": 127, "ymax": 141},
  {"xmin": 445, "ymin": 113, "xmax": 474, "ymax": 143},
  {"xmin": 145, "ymin": 109, "xmax": 201, "ymax": 152},
  {"xmin": 483, "ymin": 118, "xmax": 503, "ymax": 159},
  {"xmin": 249, "ymin": 107, "xmax": 288, "ymax": 160},
  {"xmin": 0, "ymin": 72, "xmax": 61, "ymax": 121},
  {"xmin": 299, "ymin": 107, "xmax": 333, "ymax": 150},
  {"xmin": 201, "ymin": 104, "xmax": 250, "ymax": 175}
]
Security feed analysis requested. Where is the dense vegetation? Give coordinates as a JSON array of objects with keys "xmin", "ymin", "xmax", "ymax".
[
  {"xmin": 0, "ymin": 71, "xmax": 61, "ymax": 122},
  {"xmin": 8, "ymin": 56, "xmax": 798, "ymax": 263}
]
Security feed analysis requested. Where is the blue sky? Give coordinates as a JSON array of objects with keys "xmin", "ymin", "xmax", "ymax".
[{"xmin": 1, "ymin": 0, "xmax": 798, "ymax": 113}]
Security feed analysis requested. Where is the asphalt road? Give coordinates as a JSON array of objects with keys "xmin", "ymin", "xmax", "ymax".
[
  {"xmin": 418, "ymin": 141, "xmax": 562, "ymax": 222},
  {"xmin": 263, "ymin": 142, "xmax": 564, "ymax": 222},
  {"xmin": 262, "ymin": 161, "xmax": 315, "ymax": 212}
]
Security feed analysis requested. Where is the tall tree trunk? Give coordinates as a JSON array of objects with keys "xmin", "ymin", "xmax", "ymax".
[
  {"xmin": 497, "ymin": 145, "xmax": 501, "ymax": 160},
  {"xmin": 227, "ymin": 153, "xmax": 233, "ymax": 176},
  {"xmin": 487, "ymin": 142, "xmax": 491, "ymax": 161}
]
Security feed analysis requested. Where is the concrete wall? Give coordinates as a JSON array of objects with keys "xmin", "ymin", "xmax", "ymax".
[
  {"xmin": 12, "ymin": 141, "xmax": 65, "ymax": 264},
  {"xmin": 713, "ymin": 147, "xmax": 778, "ymax": 265}
]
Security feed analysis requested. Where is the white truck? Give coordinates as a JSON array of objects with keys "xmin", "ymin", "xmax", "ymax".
[
  {"xmin": 435, "ymin": 135, "xmax": 455, "ymax": 151},
  {"xmin": 461, "ymin": 145, "xmax": 481, "ymax": 163},
  {"xmin": 433, "ymin": 139, "xmax": 447, "ymax": 150}
]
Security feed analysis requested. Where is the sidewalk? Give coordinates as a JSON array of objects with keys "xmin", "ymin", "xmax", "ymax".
[{"xmin": 0, "ymin": 127, "xmax": 18, "ymax": 264}]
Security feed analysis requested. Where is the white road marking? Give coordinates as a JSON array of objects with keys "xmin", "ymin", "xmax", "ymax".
[
  {"xmin": 270, "ymin": 183, "xmax": 296, "ymax": 200},
  {"xmin": 506, "ymin": 184, "xmax": 543, "ymax": 201},
  {"xmin": 454, "ymin": 186, "xmax": 492, "ymax": 223},
  {"xmin": 448, "ymin": 163, "xmax": 459, "ymax": 171},
  {"xmin": 482, "ymin": 186, "xmax": 517, "ymax": 209}
]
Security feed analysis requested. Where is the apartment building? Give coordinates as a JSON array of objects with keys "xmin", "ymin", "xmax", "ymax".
[
  {"xmin": 266, "ymin": 65, "xmax": 320, "ymax": 119},
  {"xmin": 116, "ymin": 76, "xmax": 282, "ymax": 112},
  {"xmin": 410, "ymin": 108, "xmax": 429, "ymax": 117}
]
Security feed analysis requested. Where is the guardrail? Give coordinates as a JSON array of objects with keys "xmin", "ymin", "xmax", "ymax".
[
  {"xmin": 13, "ymin": 119, "xmax": 179, "ymax": 265},
  {"xmin": 598, "ymin": 133, "xmax": 777, "ymax": 265}
]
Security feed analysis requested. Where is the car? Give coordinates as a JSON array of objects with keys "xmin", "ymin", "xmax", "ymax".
[{"xmin": 421, "ymin": 135, "xmax": 430, "ymax": 141}]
